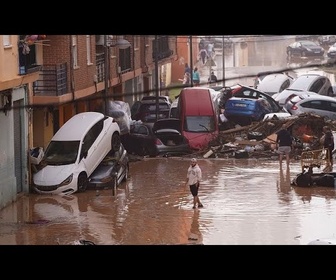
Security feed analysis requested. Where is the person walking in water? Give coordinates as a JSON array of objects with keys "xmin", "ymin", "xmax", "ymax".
[
  {"xmin": 185, "ymin": 158, "xmax": 203, "ymax": 209},
  {"xmin": 323, "ymin": 125, "xmax": 334, "ymax": 168},
  {"xmin": 276, "ymin": 124, "xmax": 293, "ymax": 167}
]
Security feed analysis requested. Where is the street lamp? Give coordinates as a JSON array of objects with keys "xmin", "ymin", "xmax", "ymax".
[{"xmin": 103, "ymin": 36, "xmax": 131, "ymax": 114}]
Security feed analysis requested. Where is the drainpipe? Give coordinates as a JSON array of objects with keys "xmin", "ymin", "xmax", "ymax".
[
  {"xmin": 69, "ymin": 35, "xmax": 76, "ymax": 113},
  {"xmin": 103, "ymin": 35, "xmax": 109, "ymax": 114},
  {"xmin": 154, "ymin": 35, "xmax": 159, "ymax": 121}
]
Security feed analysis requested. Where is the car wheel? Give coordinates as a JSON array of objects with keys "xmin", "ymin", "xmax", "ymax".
[
  {"xmin": 77, "ymin": 173, "xmax": 88, "ymax": 193},
  {"xmin": 111, "ymin": 132, "xmax": 121, "ymax": 153}
]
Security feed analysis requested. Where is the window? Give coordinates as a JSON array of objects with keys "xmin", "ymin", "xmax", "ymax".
[
  {"xmin": 330, "ymin": 102, "xmax": 336, "ymax": 113},
  {"xmin": 86, "ymin": 35, "xmax": 92, "ymax": 65},
  {"xmin": 3, "ymin": 35, "xmax": 11, "ymax": 47},
  {"xmin": 71, "ymin": 35, "xmax": 78, "ymax": 68},
  {"xmin": 310, "ymin": 79, "xmax": 324, "ymax": 93},
  {"xmin": 185, "ymin": 116, "xmax": 215, "ymax": 132},
  {"xmin": 136, "ymin": 125, "xmax": 149, "ymax": 136}
]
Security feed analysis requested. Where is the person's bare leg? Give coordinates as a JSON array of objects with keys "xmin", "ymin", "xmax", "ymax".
[
  {"xmin": 286, "ymin": 154, "xmax": 290, "ymax": 166},
  {"xmin": 197, "ymin": 196, "xmax": 203, "ymax": 207},
  {"xmin": 279, "ymin": 154, "xmax": 283, "ymax": 165}
]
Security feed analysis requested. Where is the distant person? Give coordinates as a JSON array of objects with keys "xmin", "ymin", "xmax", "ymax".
[
  {"xmin": 185, "ymin": 158, "xmax": 203, "ymax": 209},
  {"xmin": 207, "ymin": 43, "xmax": 214, "ymax": 59},
  {"xmin": 208, "ymin": 71, "xmax": 218, "ymax": 84},
  {"xmin": 184, "ymin": 63, "xmax": 191, "ymax": 74},
  {"xmin": 192, "ymin": 67, "xmax": 200, "ymax": 86},
  {"xmin": 323, "ymin": 125, "xmax": 334, "ymax": 167},
  {"xmin": 199, "ymin": 48, "xmax": 208, "ymax": 65},
  {"xmin": 276, "ymin": 124, "xmax": 293, "ymax": 167},
  {"xmin": 179, "ymin": 72, "xmax": 190, "ymax": 85}
]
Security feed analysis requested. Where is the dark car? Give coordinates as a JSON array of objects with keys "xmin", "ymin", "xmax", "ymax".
[
  {"xmin": 131, "ymin": 99, "xmax": 171, "ymax": 123},
  {"xmin": 122, "ymin": 119, "xmax": 191, "ymax": 157},
  {"xmin": 224, "ymin": 85, "xmax": 283, "ymax": 126},
  {"xmin": 87, "ymin": 144, "xmax": 129, "ymax": 190},
  {"xmin": 286, "ymin": 40, "xmax": 325, "ymax": 58}
]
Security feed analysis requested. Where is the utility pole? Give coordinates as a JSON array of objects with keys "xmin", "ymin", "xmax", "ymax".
[
  {"xmin": 222, "ymin": 36, "xmax": 225, "ymax": 87},
  {"xmin": 154, "ymin": 35, "xmax": 160, "ymax": 121},
  {"xmin": 189, "ymin": 35, "xmax": 193, "ymax": 87},
  {"xmin": 103, "ymin": 34, "xmax": 109, "ymax": 115}
]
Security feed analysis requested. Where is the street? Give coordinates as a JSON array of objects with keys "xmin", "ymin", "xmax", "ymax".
[{"xmin": 1, "ymin": 157, "xmax": 336, "ymax": 245}]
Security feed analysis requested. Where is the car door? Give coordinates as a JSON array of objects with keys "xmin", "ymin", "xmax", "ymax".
[
  {"xmin": 301, "ymin": 99, "xmax": 336, "ymax": 120},
  {"xmin": 132, "ymin": 124, "xmax": 153, "ymax": 155}
]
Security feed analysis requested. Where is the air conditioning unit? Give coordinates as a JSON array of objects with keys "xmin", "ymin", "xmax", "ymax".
[{"xmin": 95, "ymin": 35, "xmax": 114, "ymax": 46}]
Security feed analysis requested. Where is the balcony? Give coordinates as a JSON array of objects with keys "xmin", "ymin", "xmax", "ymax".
[
  {"xmin": 152, "ymin": 36, "xmax": 174, "ymax": 61},
  {"xmin": 33, "ymin": 63, "xmax": 68, "ymax": 96}
]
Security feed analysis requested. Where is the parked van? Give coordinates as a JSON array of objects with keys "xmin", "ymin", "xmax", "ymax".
[{"xmin": 177, "ymin": 87, "xmax": 220, "ymax": 150}]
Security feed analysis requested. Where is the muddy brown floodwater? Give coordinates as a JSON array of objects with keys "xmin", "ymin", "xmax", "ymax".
[{"xmin": 1, "ymin": 157, "xmax": 336, "ymax": 245}]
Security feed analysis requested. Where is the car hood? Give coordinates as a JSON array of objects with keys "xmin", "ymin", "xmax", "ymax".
[
  {"xmin": 152, "ymin": 118, "xmax": 182, "ymax": 133},
  {"xmin": 33, "ymin": 164, "xmax": 76, "ymax": 185},
  {"xmin": 90, "ymin": 163, "xmax": 116, "ymax": 180}
]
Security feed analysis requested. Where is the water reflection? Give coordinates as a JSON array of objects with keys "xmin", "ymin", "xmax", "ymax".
[
  {"xmin": 277, "ymin": 165, "xmax": 293, "ymax": 204},
  {"xmin": 1, "ymin": 158, "xmax": 336, "ymax": 245},
  {"xmin": 188, "ymin": 209, "xmax": 203, "ymax": 244}
]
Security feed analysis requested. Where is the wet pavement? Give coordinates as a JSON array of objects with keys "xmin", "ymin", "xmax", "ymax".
[{"xmin": 1, "ymin": 156, "xmax": 336, "ymax": 245}]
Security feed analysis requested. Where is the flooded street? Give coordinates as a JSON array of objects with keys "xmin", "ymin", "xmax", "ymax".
[
  {"xmin": 1, "ymin": 35, "xmax": 336, "ymax": 246},
  {"xmin": 1, "ymin": 157, "xmax": 336, "ymax": 245}
]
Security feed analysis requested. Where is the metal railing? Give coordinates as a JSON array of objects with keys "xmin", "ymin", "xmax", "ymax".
[{"xmin": 33, "ymin": 63, "xmax": 67, "ymax": 96}]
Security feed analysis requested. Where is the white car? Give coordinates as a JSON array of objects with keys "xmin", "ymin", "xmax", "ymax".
[
  {"xmin": 33, "ymin": 112, "xmax": 121, "ymax": 195},
  {"xmin": 256, "ymin": 73, "xmax": 293, "ymax": 96},
  {"xmin": 284, "ymin": 94, "xmax": 336, "ymax": 120},
  {"xmin": 327, "ymin": 42, "xmax": 336, "ymax": 58},
  {"xmin": 273, "ymin": 73, "xmax": 334, "ymax": 106}
]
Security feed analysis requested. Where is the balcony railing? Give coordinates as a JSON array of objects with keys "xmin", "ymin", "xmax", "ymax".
[
  {"xmin": 33, "ymin": 63, "xmax": 68, "ymax": 96},
  {"xmin": 152, "ymin": 36, "xmax": 173, "ymax": 61}
]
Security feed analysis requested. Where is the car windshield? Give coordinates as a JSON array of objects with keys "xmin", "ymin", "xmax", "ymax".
[
  {"xmin": 302, "ymin": 41, "xmax": 317, "ymax": 47},
  {"xmin": 43, "ymin": 140, "xmax": 80, "ymax": 165},
  {"xmin": 184, "ymin": 116, "xmax": 215, "ymax": 132}
]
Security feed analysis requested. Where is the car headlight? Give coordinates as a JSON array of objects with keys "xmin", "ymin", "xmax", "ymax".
[{"xmin": 59, "ymin": 174, "xmax": 73, "ymax": 187}]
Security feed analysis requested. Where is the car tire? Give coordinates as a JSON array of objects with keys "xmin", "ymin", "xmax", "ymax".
[
  {"xmin": 77, "ymin": 173, "xmax": 88, "ymax": 193},
  {"xmin": 111, "ymin": 132, "xmax": 121, "ymax": 153}
]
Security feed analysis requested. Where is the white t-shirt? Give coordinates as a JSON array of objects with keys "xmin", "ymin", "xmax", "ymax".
[{"xmin": 187, "ymin": 164, "xmax": 202, "ymax": 186}]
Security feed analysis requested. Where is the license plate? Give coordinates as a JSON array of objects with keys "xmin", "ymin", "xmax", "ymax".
[{"xmin": 234, "ymin": 103, "xmax": 247, "ymax": 107}]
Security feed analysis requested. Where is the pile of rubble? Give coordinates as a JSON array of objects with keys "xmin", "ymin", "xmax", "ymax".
[{"xmin": 201, "ymin": 113, "xmax": 336, "ymax": 160}]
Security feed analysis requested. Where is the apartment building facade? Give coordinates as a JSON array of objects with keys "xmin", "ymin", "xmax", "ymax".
[{"xmin": 0, "ymin": 34, "xmax": 177, "ymax": 210}]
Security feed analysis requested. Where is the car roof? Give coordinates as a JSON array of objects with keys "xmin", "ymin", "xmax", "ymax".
[
  {"xmin": 52, "ymin": 112, "xmax": 106, "ymax": 141},
  {"xmin": 289, "ymin": 74, "xmax": 322, "ymax": 90},
  {"xmin": 257, "ymin": 74, "xmax": 292, "ymax": 92}
]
